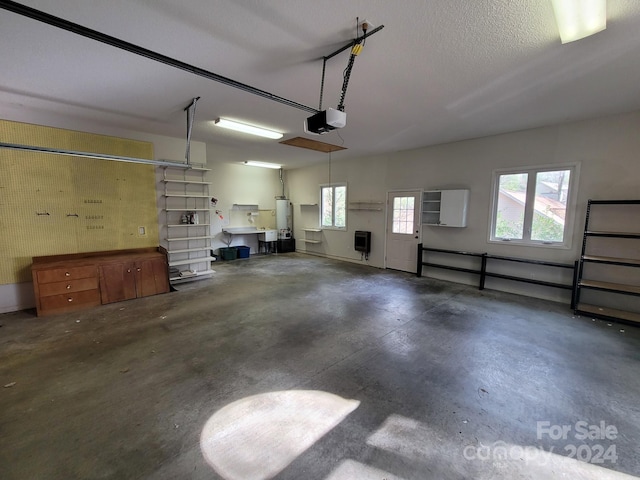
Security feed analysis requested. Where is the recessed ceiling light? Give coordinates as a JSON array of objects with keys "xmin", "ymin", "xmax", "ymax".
[
  {"xmin": 214, "ymin": 118, "xmax": 283, "ymax": 139},
  {"xmin": 243, "ymin": 161, "xmax": 282, "ymax": 169}
]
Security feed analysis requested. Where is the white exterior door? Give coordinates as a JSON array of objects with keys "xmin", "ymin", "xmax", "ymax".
[{"xmin": 385, "ymin": 191, "xmax": 421, "ymax": 273}]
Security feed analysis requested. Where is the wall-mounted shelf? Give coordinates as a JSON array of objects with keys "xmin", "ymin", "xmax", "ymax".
[
  {"xmin": 162, "ymin": 179, "xmax": 211, "ymax": 185},
  {"xmin": 164, "ymin": 208, "xmax": 209, "ymax": 212},
  {"xmin": 301, "ymin": 228, "xmax": 322, "ymax": 244},
  {"xmin": 232, "ymin": 204, "xmax": 259, "ymax": 210},
  {"xmin": 165, "ymin": 235, "xmax": 213, "ymax": 241},
  {"xmin": 167, "ymin": 224, "xmax": 211, "ymax": 228},
  {"xmin": 348, "ymin": 201, "xmax": 384, "ymax": 211},
  {"xmin": 164, "ymin": 194, "xmax": 210, "ymax": 198}
]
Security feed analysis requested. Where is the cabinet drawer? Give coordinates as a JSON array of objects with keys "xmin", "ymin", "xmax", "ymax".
[
  {"xmin": 36, "ymin": 265, "xmax": 97, "ymax": 284},
  {"xmin": 39, "ymin": 289, "xmax": 101, "ymax": 313},
  {"xmin": 38, "ymin": 277, "xmax": 99, "ymax": 297}
]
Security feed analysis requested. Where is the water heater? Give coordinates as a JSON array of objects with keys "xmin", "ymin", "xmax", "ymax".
[{"xmin": 276, "ymin": 199, "xmax": 292, "ymax": 239}]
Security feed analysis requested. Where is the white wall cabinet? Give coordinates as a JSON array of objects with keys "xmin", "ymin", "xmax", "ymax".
[{"xmin": 422, "ymin": 189, "xmax": 469, "ymax": 227}]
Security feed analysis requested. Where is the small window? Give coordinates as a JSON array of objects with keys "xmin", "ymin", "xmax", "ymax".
[
  {"xmin": 392, "ymin": 196, "xmax": 415, "ymax": 234},
  {"xmin": 489, "ymin": 165, "xmax": 577, "ymax": 247},
  {"xmin": 321, "ymin": 184, "xmax": 346, "ymax": 229}
]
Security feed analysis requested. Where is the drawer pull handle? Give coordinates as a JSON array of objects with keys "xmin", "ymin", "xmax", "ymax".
[
  {"xmin": 127, "ymin": 269, "xmax": 131, "ymax": 273},
  {"xmin": 65, "ymin": 272, "xmax": 71, "ymax": 277},
  {"xmin": 67, "ymin": 297, "xmax": 73, "ymax": 302},
  {"xmin": 137, "ymin": 268, "xmax": 141, "ymax": 272},
  {"xmin": 66, "ymin": 284, "xmax": 71, "ymax": 289}
]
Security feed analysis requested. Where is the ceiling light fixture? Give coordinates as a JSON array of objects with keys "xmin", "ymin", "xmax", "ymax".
[
  {"xmin": 214, "ymin": 118, "xmax": 283, "ymax": 139},
  {"xmin": 551, "ymin": 0, "xmax": 607, "ymax": 44},
  {"xmin": 243, "ymin": 161, "xmax": 282, "ymax": 169}
]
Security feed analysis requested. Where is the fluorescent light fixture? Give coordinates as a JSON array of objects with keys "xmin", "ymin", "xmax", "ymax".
[
  {"xmin": 214, "ymin": 118, "xmax": 283, "ymax": 139},
  {"xmin": 244, "ymin": 161, "xmax": 282, "ymax": 169},
  {"xmin": 551, "ymin": 0, "xmax": 607, "ymax": 44}
]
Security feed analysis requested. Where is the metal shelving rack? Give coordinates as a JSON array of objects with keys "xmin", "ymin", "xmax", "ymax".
[
  {"xmin": 573, "ymin": 200, "xmax": 640, "ymax": 324},
  {"xmin": 160, "ymin": 164, "xmax": 215, "ymax": 283}
]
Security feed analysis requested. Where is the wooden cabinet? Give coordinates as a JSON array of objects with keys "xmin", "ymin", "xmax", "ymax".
[
  {"xmin": 32, "ymin": 248, "xmax": 169, "ymax": 316},
  {"xmin": 99, "ymin": 256, "xmax": 169, "ymax": 304}
]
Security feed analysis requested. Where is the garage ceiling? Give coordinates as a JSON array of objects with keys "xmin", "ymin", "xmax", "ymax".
[{"xmin": 1, "ymin": 0, "xmax": 640, "ymax": 169}]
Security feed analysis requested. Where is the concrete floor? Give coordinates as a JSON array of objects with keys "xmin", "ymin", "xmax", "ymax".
[{"xmin": 1, "ymin": 253, "xmax": 639, "ymax": 480}]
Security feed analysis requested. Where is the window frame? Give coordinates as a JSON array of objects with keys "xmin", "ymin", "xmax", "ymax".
[
  {"xmin": 488, "ymin": 163, "xmax": 579, "ymax": 249},
  {"xmin": 320, "ymin": 183, "xmax": 347, "ymax": 230}
]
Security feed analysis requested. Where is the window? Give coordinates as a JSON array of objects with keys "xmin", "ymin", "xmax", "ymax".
[
  {"xmin": 490, "ymin": 165, "xmax": 577, "ymax": 247},
  {"xmin": 321, "ymin": 184, "xmax": 346, "ymax": 229},
  {"xmin": 392, "ymin": 196, "xmax": 415, "ymax": 234}
]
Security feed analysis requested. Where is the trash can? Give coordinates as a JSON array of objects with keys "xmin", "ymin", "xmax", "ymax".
[{"xmin": 219, "ymin": 247, "xmax": 237, "ymax": 260}]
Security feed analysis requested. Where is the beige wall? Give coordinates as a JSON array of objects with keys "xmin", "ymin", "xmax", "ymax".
[
  {"xmin": 288, "ymin": 110, "xmax": 640, "ymax": 302},
  {"xmin": 0, "ymin": 120, "xmax": 158, "ymax": 283},
  {"xmin": 0, "ymin": 120, "xmax": 208, "ymax": 313}
]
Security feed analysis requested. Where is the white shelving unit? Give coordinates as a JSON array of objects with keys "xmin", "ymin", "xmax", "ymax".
[
  {"xmin": 301, "ymin": 228, "xmax": 322, "ymax": 244},
  {"xmin": 298, "ymin": 203, "xmax": 322, "ymax": 245},
  {"xmin": 422, "ymin": 189, "xmax": 469, "ymax": 227},
  {"xmin": 160, "ymin": 164, "xmax": 215, "ymax": 283}
]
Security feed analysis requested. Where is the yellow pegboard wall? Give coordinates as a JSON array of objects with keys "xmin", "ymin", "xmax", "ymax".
[{"xmin": 0, "ymin": 120, "xmax": 159, "ymax": 285}]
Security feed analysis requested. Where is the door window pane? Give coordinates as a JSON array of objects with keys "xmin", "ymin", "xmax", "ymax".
[{"xmin": 392, "ymin": 196, "xmax": 414, "ymax": 234}]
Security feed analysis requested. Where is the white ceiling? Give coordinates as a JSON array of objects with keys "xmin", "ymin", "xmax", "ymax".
[{"xmin": 2, "ymin": 0, "xmax": 640, "ymax": 169}]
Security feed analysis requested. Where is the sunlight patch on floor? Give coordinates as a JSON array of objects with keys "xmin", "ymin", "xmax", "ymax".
[
  {"xmin": 324, "ymin": 459, "xmax": 406, "ymax": 480},
  {"xmin": 200, "ymin": 390, "xmax": 360, "ymax": 480},
  {"xmin": 367, "ymin": 414, "xmax": 638, "ymax": 479}
]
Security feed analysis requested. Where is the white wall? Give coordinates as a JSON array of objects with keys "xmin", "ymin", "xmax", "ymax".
[
  {"xmin": 289, "ymin": 156, "xmax": 389, "ymax": 267},
  {"xmin": 3, "ymin": 110, "xmax": 639, "ymax": 312},
  {"xmin": 206, "ymin": 156, "xmax": 285, "ymax": 254},
  {"xmin": 288, "ymin": 110, "xmax": 640, "ymax": 303}
]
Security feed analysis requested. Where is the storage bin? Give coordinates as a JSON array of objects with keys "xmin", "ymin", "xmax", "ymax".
[
  {"xmin": 219, "ymin": 247, "xmax": 237, "ymax": 261},
  {"xmin": 236, "ymin": 246, "xmax": 250, "ymax": 259}
]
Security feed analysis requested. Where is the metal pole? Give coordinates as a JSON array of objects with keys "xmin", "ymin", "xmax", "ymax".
[
  {"xmin": 0, "ymin": 142, "xmax": 191, "ymax": 168},
  {"xmin": 0, "ymin": 0, "xmax": 318, "ymax": 114}
]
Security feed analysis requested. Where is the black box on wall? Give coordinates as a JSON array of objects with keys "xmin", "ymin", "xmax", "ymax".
[{"xmin": 354, "ymin": 231, "xmax": 371, "ymax": 254}]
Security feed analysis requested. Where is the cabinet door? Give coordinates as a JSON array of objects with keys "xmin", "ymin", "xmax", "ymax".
[
  {"xmin": 440, "ymin": 189, "xmax": 469, "ymax": 227},
  {"xmin": 99, "ymin": 262, "xmax": 137, "ymax": 304},
  {"xmin": 135, "ymin": 257, "xmax": 170, "ymax": 297}
]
